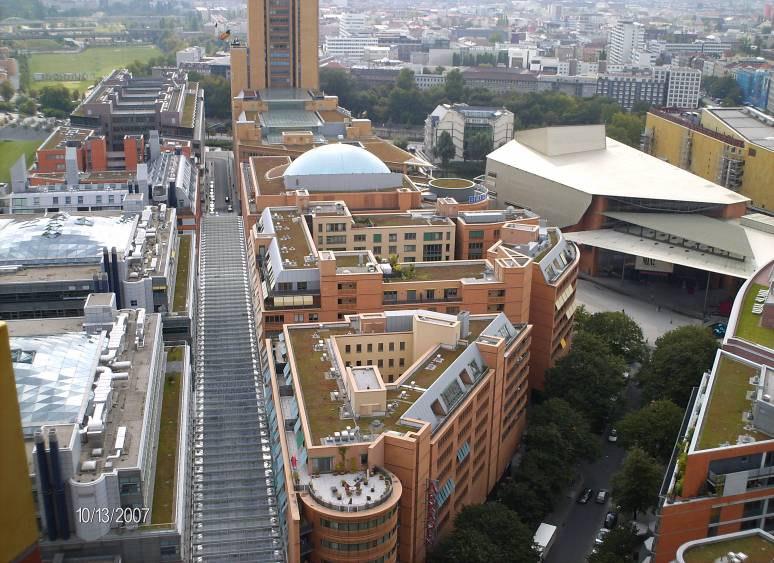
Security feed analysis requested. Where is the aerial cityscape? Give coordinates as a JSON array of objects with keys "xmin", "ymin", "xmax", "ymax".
[{"xmin": 2, "ymin": 0, "xmax": 774, "ymax": 562}]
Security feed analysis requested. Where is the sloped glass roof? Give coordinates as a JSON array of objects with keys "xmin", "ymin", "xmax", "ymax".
[
  {"xmin": 12, "ymin": 332, "xmax": 102, "ymax": 436},
  {"xmin": 0, "ymin": 213, "xmax": 137, "ymax": 266}
]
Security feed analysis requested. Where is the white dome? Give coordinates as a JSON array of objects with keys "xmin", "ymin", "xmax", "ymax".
[{"xmin": 284, "ymin": 143, "xmax": 390, "ymax": 177}]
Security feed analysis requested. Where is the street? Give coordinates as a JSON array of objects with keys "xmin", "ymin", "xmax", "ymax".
[{"xmin": 204, "ymin": 150, "xmax": 237, "ymax": 214}]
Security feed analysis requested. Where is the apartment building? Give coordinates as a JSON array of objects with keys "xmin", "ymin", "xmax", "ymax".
[
  {"xmin": 247, "ymin": 193, "xmax": 577, "ymax": 391},
  {"xmin": 7, "ymin": 304, "xmax": 192, "ymax": 561},
  {"xmin": 266, "ymin": 309, "xmax": 532, "ymax": 562},
  {"xmin": 654, "ymin": 259, "xmax": 774, "ymax": 563},
  {"xmin": 596, "ymin": 68, "xmax": 669, "ymax": 111},
  {"xmin": 607, "ymin": 21, "xmax": 645, "ymax": 65},
  {"xmin": 644, "ymin": 107, "xmax": 774, "ymax": 209},
  {"xmin": 425, "ymin": 104, "xmax": 515, "ymax": 163},
  {"xmin": 70, "ymin": 68, "xmax": 204, "ymax": 163},
  {"xmin": 665, "ymin": 67, "xmax": 702, "ymax": 109}
]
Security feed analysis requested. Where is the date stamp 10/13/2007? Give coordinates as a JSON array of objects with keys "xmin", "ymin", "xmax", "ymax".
[{"xmin": 76, "ymin": 506, "xmax": 150, "ymax": 525}]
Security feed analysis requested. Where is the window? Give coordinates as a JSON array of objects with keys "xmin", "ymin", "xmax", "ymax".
[
  {"xmin": 373, "ymin": 246, "xmax": 382, "ymax": 255},
  {"xmin": 326, "ymin": 223, "xmax": 346, "ymax": 232},
  {"xmin": 426, "ymin": 289, "xmax": 435, "ymax": 300},
  {"xmin": 399, "ymin": 357, "xmax": 405, "ymax": 367},
  {"xmin": 354, "ymin": 234, "xmax": 366, "ymax": 242},
  {"xmin": 367, "ymin": 343, "xmax": 373, "ymax": 352},
  {"xmin": 389, "ymin": 246, "xmax": 397, "ymax": 255},
  {"xmin": 389, "ymin": 233, "xmax": 397, "ymax": 242},
  {"xmin": 373, "ymin": 234, "xmax": 382, "ymax": 243},
  {"xmin": 356, "ymin": 344, "xmax": 362, "ymax": 353},
  {"xmin": 294, "ymin": 313, "xmax": 304, "ymax": 322},
  {"xmin": 384, "ymin": 291, "xmax": 397, "ymax": 303},
  {"xmin": 77, "ymin": 196, "xmax": 84, "ymax": 204},
  {"xmin": 389, "ymin": 342, "xmax": 395, "ymax": 352},
  {"xmin": 266, "ymin": 315, "xmax": 285, "ymax": 323},
  {"xmin": 52, "ymin": 196, "xmax": 59, "ymax": 204},
  {"xmin": 108, "ymin": 194, "xmax": 115, "ymax": 204},
  {"xmin": 345, "ymin": 345, "xmax": 351, "ymax": 353},
  {"xmin": 130, "ymin": 299, "xmax": 138, "ymax": 306},
  {"xmin": 404, "ymin": 232, "xmax": 416, "ymax": 240},
  {"xmin": 399, "ymin": 341, "xmax": 406, "ymax": 351},
  {"xmin": 378, "ymin": 343, "xmax": 384, "ymax": 352},
  {"xmin": 407, "ymin": 290, "xmax": 417, "ymax": 301},
  {"xmin": 424, "ymin": 244, "xmax": 443, "ymax": 261},
  {"xmin": 95, "ymin": 195, "xmax": 102, "ymax": 204},
  {"xmin": 326, "ymin": 235, "xmax": 347, "ymax": 245},
  {"xmin": 309, "ymin": 313, "xmax": 319, "ymax": 321},
  {"xmin": 470, "ymin": 230, "xmax": 484, "ymax": 239},
  {"xmin": 378, "ymin": 359, "xmax": 383, "ymax": 367},
  {"xmin": 389, "ymin": 358, "xmax": 394, "ymax": 367},
  {"xmin": 404, "ymin": 245, "xmax": 416, "ymax": 252},
  {"xmin": 297, "ymin": 282, "xmax": 307, "ymax": 291},
  {"xmin": 424, "ymin": 232, "xmax": 443, "ymax": 241}
]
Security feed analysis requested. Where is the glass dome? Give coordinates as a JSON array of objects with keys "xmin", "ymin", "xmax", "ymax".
[{"xmin": 284, "ymin": 143, "xmax": 391, "ymax": 176}]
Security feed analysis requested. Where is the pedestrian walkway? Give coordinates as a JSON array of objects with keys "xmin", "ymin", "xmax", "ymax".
[{"xmin": 191, "ymin": 216, "xmax": 283, "ymax": 561}]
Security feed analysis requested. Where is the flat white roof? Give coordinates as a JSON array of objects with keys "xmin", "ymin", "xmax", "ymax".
[{"xmin": 487, "ymin": 126, "xmax": 749, "ymax": 205}]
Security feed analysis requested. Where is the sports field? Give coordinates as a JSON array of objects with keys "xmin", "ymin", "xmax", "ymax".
[
  {"xmin": 30, "ymin": 45, "xmax": 163, "ymax": 93},
  {"xmin": 0, "ymin": 140, "xmax": 38, "ymax": 183}
]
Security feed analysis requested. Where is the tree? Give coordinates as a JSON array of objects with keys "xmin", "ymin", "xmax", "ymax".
[
  {"xmin": 434, "ymin": 130, "xmax": 456, "ymax": 169},
  {"xmin": 588, "ymin": 524, "xmax": 642, "ymax": 563},
  {"xmin": 444, "ymin": 68, "xmax": 464, "ymax": 103},
  {"xmin": 430, "ymin": 503, "xmax": 538, "ymax": 563},
  {"xmin": 580, "ymin": 311, "xmax": 647, "ymax": 363},
  {"xmin": 465, "ymin": 129, "xmax": 493, "ymax": 161},
  {"xmin": 702, "ymin": 75, "xmax": 743, "ymax": 105},
  {"xmin": 528, "ymin": 398, "xmax": 601, "ymax": 463},
  {"xmin": 0, "ymin": 80, "xmax": 13, "ymax": 102},
  {"xmin": 38, "ymin": 84, "xmax": 75, "ymax": 114},
  {"xmin": 639, "ymin": 325, "xmax": 718, "ymax": 406},
  {"xmin": 15, "ymin": 95, "xmax": 36, "ymax": 115},
  {"xmin": 497, "ymin": 479, "xmax": 553, "ymax": 528},
  {"xmin": 607, "ymin": 112, "xmax": 645, "ymax": 147},
  {"xmin": 189, "ymin": 72, "xmax": 231, "ymax": 118},
  {"xmin": 393, "ymin": 137, "xmax": 408, "ymax": 150},
  {"xmin": 545, "ymin": 332, "xmax": 627, "ymax": 429},
  {"xmin": 395, "ymin": 67, "xmax": 416, "ymax": 90},
  {"xmin": 618, "ymin": 400, "xmax": 684, "ymax": 463},
  {"xmin": 612, "ymin": 447, "xmax": 663, "ymax": 518}
]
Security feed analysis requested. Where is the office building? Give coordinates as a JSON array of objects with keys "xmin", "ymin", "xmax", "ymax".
[
  {"xmin": 0, "ymin": 207, "xmax": 178, "ymax": 320},
  {"xmin": 0, "ymin": 322, "xmax": 41, "ymax": 563},
  {"xmin": 654, "ymin": 260, "xmax": 774, "ymax": 562},
  {"xmin": 644, "ymin": 107, "xmax": 774, "ymax": 210},
  {"xmin": 607, "ymin": 21, "xmax": 645, "ymax": 66},
  {"xmin": 8, "ymin": 305, "xmax": 192, "ymax": 561},
  {"xmin": 484, "ymin": 125, "xmax": 774, "ymax": 292},
  {"xmin": 70, "ymin": 69, "xmax": 205, "ymax": 164},
  {"xmin": 230, "ymin": 0, "xmax": 319, "ymax": 92},
  {"xmin": 734, "ymin": 68, "xmax": 771, "ymax": 111},
  {"xmin": 425, "ymin": 104, "xmax": 515, "ymax": 163},
  {"xmin": 324, "ymin": 36, "xmax": 379, "ymax": 61},
  {"xmin": 339, "ymin": 12, "xmax": 369, "ymax": 37},
  {"xmin": 266, "ymin": 309, "xmax": 531, "ymax": 561}
]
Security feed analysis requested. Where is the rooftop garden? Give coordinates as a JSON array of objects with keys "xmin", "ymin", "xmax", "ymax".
[
  {"xmin": 697, "ymin": 355, "xmax": 765, "ymax": 450},
  {"xmin": 383, "ymin": 262, "xmax": 486, "ymax": 283},
  {"xmin": 173, "ymin": 235, "xmax": 191, "ymax": 313},
  {"xmin": 533, "ymin": 229, "xmax": 560, "ymax": 262},
  {"xmin": 736, "ymin": 283, "xmax": 774, "ymax": 349},
  {"xmin": 181, "ymin": 93, "xmax": 196, "ymax": 128},
  {"xmin": 151, "ymin": 360, "xmax": 182, "ymax": 524},
  {"xmin": 683, "ymin": 534, "xmax": 774, "ymax": 562}
]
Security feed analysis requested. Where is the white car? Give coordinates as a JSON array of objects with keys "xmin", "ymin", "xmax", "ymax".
[
  {"xmin": 595, "ymin": 528, "xmax": 610, "ymax": 545},
  {"xmin": 608, "ymin": 429, "xmax": 618, "ymax": 443}
]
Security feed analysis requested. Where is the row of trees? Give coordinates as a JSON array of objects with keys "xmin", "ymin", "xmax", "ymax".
[
  {"xmin": 320, "ymin": 67, "xmax": 647, "ymax": 147},
  {"xmin": 701, "ymin": 75, "xmax": 743, "ymax": 106}
]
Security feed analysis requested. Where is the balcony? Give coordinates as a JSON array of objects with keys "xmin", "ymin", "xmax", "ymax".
[
  {"xmin": 383, "ymin": 295, "xmax": 462, "ymax": 306},
  {"xmin": 305, "ymin": 467, "xmax": 396, "ymax": 513}
]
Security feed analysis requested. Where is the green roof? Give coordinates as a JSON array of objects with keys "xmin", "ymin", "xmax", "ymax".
[{"xmin": 736, "ymin": 283, "xmax": 774, "ymax": 349}]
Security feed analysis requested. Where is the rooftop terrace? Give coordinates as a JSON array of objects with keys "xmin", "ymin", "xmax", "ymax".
[
  {"xmin": 40, "ymin": 126, "xmax": 94, "ymax": 150},
  {"xmin": 736, "ymin": 283, "xmax": 774, "ymax": 349},
  {"xmin": 352, "ymin": 213, "xmax": 452, "ymax": 228},
  {"xmin": 681, "ymin": 531, "xmax": 774, "ymax": 562},
  {"xmin": 383, "ymin": 261, "xmax": 490, "ymax": 283},
  {"xmin": 272, "ymin": 209, "xmax": 315, "ymax": 269},
  {"xmin": 696, "ymin": 354, "xmax": 768, "ymax": 450},
  {"xmin": 286, "ymin": 316, "xmax": 495, "ymax": 444},
  {"xmin": 172, "ymin": 234, "xmax": 191, "ymax": 313}
]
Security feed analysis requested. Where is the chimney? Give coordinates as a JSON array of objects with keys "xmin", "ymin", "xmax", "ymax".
[
  {"xmin": 149, "ymin": 130, "xmax": 160, "ymax": 161},
  {"xmin": 65, "ymin": 146, "xmax": 79, "ymax": 187},
  {"xmin": 10, "ymin": 154, "xmax": 28, "ymax": 193}
]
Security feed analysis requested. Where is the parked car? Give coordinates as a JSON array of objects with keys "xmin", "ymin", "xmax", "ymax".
[
  {"xmin": 595, "ymin": 528, "xmax": 610, "ymax": 545},
  {"xmin": 225, "ymin": 196, "xmax": 231, "ymax": 203},
  {"xmin": 595, "ymin": 490, "xmax": 608, "ymax": 504},
  {"xmin": 227, "ymin": 205, "xmax": 233, "ymax": 212},
  {"xmin": 603, "ymin": 511, "xmax": 618, "ymax": 530},
  {"xmin": 608, "ymin": 428, "xmax": 618, "ymax": 443},
  {"xmin": 577, "ymin": 487, "xmax": 593, "ymax": 504}
]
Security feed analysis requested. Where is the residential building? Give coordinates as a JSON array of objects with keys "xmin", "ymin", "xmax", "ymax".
[
  {"xmin": 415, "ymin": 73, "xmax": 447, "ymax": 90},
  {"xmin": 69, "ymin": 68, "xmax": 205, "ymax": 164},
  {"xmin": 229, "ymin": 0, "xmax": 319, "ymax": 91},
  {"xmin": 425, "ymin": 104, "xmax": 515, "ymax": 163},
  {"xmin": 249, "ymin": 199, "xmax": 576, "ymax": 392},
  {"xmin": 654, "ymin": 260, "xmax": 774, "ymax": 563},
  {"xmin": 0, "ymin": 207, "xmax": 179, "ymax": 320},
  {"xmin": 266, "ymin": 309, "xmax": 532, "ymax": 562},
  {"xmin": 8, "ymin": 305, "xmax": 192, "ymax": 561},
  {"xmin": 484, "ymin": 125, "xmax": 774, "ymax": 294},
  {"xmin": 0, "ymin": 322, "xmax": 41, "ymax": 563},
  {"xmin": 596, "ymin": 68, "xmax": 669, "ymax": 111},
  {"xmin": 607, "ymin": 21, "xmax": 646, "ymax": 66},
  {"xmin": 665, "ymin": 67, "xmax": 702, "ymax": 108},
  {"xmin": 324, "ymin": 36, "xmax": 379, "ymax": 61},
  {"xmin": 644, "ymin": 107, "xmax": 774, "ymax": 210}
]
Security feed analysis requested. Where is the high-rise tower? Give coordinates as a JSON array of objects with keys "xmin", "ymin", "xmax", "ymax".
[{"xmin": 231, "ymin": 0, "xmax": 319, "ymax": 92}]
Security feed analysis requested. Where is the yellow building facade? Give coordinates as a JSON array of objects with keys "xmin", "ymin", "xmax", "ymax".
[{"xmin": 644, "ymin": 109, "xmax": 774, "ymax": 210}]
